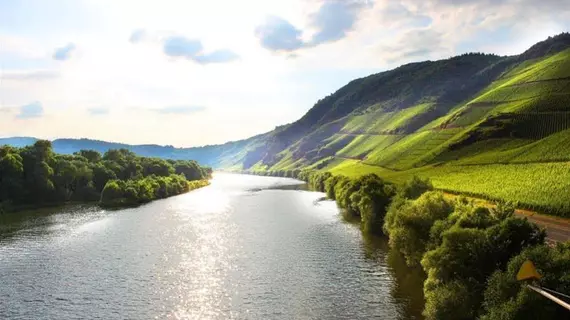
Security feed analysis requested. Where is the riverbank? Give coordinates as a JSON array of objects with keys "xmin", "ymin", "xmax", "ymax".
[
  {"xmin": 100, "ymin": 178, "xmax": 210, "ymax": 208},
  {"xmin": 239, "ymin": 167, "xmax": 570, "ymax": 241},
  {"xmin": 242, "ymin": 169, "xmax": 570, "ymax": 320},
  {"xmin": 1, "ymin": 179, "xmax": 211, "ymax": 213},
  {"xmin": 0, "ymin": 200, "xmax": 98, "ymax": 215}
]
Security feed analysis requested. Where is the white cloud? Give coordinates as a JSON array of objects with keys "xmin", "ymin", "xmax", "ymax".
[
  {"xmin": 3, "ymin": 70, "xmax": 60, "ymax": 81},
  {"xmin": 0, "ymin": 34, "xmax": 49, "ymax": 59}
]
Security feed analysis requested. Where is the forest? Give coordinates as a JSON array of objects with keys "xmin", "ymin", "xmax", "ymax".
[
  {"xmin": 248, "ymin": 169, "xmax": 570, "ymax": 320},
  {"xmin": 0, "ymin": 140, "xmax": 212, "ymax": 212}
]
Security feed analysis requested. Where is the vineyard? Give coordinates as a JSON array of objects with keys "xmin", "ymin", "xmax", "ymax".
[
  {"xmin": 336, "ymin": 134, "xmax": 403, "ymax": 159},
  {"xmin": 444, "ymin": 104, "xmax": 495, "ymax": 127},
  {"xmin": 341, "ymin": 103, "xmax": 434, "ymax": 134},
  {"xmin": 432, "ymin": 138, "xmax": 532, "ymax": 165},
  {"xmin": 471, "ymin": 80, "xmax": 570, "ymax": 109},
  {"xmin": 507, "ymin": 112, "xmax": 570, "ymax": 139},
  {"xmin": 365, "ymin": 128, "xmax": 462, "ymax": 169},
  {"xmin": 326, "ymin": 160, "xmax": 570, "ymax": 217},
  {"xmin": 427, "ymin": 163, "xmax": 570, "ymax": 216}
]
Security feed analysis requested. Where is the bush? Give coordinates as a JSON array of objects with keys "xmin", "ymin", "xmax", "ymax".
[
  {"xmin": 399, "ymin": 175, "xmax": 433, "ymax": 200},
  {"xmin": 100, "ymin": 174, "xmax": 207, "ymax": 208},
  {"xmin": 421, "ymin": 215, "xmax": 545, "ymax": 320},
  {"xmin": 384, "ymin": 191, "xmax": 454, "ymax": 266},
  {"xmin": 481, "ymin": 243, "xmax": 570, "ymax": 320}
]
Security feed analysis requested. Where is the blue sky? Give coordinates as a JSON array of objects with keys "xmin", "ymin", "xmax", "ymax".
[{"xmin": 0, "ymin": 0, "xmax": 569, "ymax": 147}]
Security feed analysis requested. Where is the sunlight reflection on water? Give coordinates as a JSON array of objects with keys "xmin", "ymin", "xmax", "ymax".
[{"xmin": 0, "ymin": 173, "xmax": 424, "ymax": 320}]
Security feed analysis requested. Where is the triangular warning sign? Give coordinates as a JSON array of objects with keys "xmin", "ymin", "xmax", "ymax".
[{"xmin": 517, "ymin": 260, "xmax": 542, "ymax": 281}]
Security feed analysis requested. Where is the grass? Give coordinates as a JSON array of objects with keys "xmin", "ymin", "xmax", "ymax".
[
  {"xmin": 468, "ymin": 49, "xmax": 570, "ymax": 113},
  {"xmin": 506, "ymin": 49, "xmax": 570, "ymax": 82},
  {"xmin": 446, "ymin": 105, "xmax": 496, "ymax": 127},
  {"xmin": 364, "ymin": 129, "xmax": 462, "ymax": 169},
  {"xmin": 337, "ymin": 134, "xmax": 403, "ymax": 159},
  {"xmin": 342, "ymin": 103, "xmax": 433, "ymax": 134},
  {"xmin": 432, "ymin": 139, "xmax": 533, "ymax": 165},
  {"xmin": 325, "ymin": 159, "xmax": 570, "ymax": 216},
  {"xmin": 435, "ymin": 128, "xmax": 570, "ymax": 165},
  {"xmin": 327, "ymin": 159, "xmax": 400, "ymax": 178},
  {"xmin": 321, "ymin": 134, "xmax": 357, "ymax": 152},
  {"xmin": 427, "ymin": 163, "xmax": 570, "ymax": 215}
]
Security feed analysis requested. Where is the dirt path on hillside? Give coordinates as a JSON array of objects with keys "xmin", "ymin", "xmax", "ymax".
[{"xmin": 443, "ymin": 193, "xmax": 570, "ymax": 243}]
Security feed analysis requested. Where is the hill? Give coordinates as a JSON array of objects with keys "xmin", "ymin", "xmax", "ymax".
[
  {"xmin": 3, "ymin": 33, "xmax": 570, "ymax": 215},
  {"xmin": 232, "ymin": 32, "xmax": 570, "ymax": 216},
  {"xmin": 0, "ymin": 137, "xmax": 39, "ymax": 147}
]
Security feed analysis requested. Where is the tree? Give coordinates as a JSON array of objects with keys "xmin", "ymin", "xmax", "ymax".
[
  {"xmin": 324, "ymin": 175, "xmax": 344, "ymax": 199},
  {"xmin": 142, "ymin": 158, "xmax": 174, "ymax": 177},
  {"xmin": 354, "ymin": 174, "xmax": 395, "ymax": 234},
  {"xmin": 384, "ymin": 191, "xmax": 454, "ymax": 266},
  {"xmin": 399, "ymin": 176, "xmax": 433, "ymax": 200},
  {"xmin": 75, "ymin": 150, "xmax": 102, "ymax": 163},
  {"xmin": 421, "ymin": 216, "xmax": 545, "ymax": 320},
  {"xmin": 0, "ymin": 152, "xmax": 24, "ymax": 201},
  {"xmin": 100, "ymin": 180, "xmax": 124, "ymax": 206},
  {"xmin": 481, "ymin": 243, "xmax": 570, "ymax": 320},
  {"xmin": 53, "ymin": 158, "xmax": 79, "ymax": 200},
  {"xmin": 93, "ymin": 164, "xmax": 117, "ymax": 192},
  {"xmin": 0, "ymin": 144, "xmax": 210, "ymax": 210}
]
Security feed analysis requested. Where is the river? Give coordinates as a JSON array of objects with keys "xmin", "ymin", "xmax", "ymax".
[{"xmin": 0, "ymin": 173, "xmax": 425, "ymax": 319}]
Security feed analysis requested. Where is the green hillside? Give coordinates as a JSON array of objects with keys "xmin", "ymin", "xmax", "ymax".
[{"xmin": 227, "ymin": 33, "xmax": 570, "ymax": 217}]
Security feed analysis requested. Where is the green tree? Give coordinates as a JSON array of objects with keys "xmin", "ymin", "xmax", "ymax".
[
  {"xmin": 384, "ymin": 191, "xmax": 454, "ymax": 266},
  {"xmin": 481, "ymin": 243, "xmax": 570, "ymax": 320},
  {"xmin": 0, "ymin": 152, "xmax": 24, "ymax": 201},
  {"xmin": 421, "ymin": 216, "xmax": 545, "ymax": 320},
  {"xmin": 74, "ymin": 150, "xmax": 102, "ymax": 163},
  {"xmin": 93, "ymin": 164, "xmax": 117, "ymax": 192},
  {"xmin": 142, "ymin": 158, "xmax": 174, "ymax": 177}
]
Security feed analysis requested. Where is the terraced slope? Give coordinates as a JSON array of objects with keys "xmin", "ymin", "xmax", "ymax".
[{"xmin": 238, "ymin": 33, "xmax": 570, "ymax": 216}]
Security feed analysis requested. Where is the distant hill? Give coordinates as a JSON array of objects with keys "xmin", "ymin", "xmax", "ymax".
[
  {"xmin": 4, "ymin": 33, "xmax": 570, "ymax": 215},
  {"xmin": 0, "ymin": 137, "xmax": 39, "ymax": 147},
  {"xmin": 0, "ymin": 133, "xmax": 269, "ymax": 168}
]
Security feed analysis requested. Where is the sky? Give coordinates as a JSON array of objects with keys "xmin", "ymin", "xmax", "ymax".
[{"xmin": 0, "ymin": 0, "xmax": 569, "ymax": 147}]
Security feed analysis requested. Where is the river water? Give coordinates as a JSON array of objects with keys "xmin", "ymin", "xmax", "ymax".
[{"xmin": 0, "ymin": 173, "xmax": 424, "ymax": 319}]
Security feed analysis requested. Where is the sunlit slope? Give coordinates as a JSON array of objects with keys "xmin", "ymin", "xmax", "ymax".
[
  {"xmin": 318, "ymin": 45, "xmax": 570, "ymax": 216},
  {"xmin": 254, "ymin": 48, "xmax": 570, "ymax": 171},
  {"xmin": 317, "ymin": 47, "xmax": 570, "ymax": 171},
  {"xmin": 230, "ymin": 34, "xmax": 570, "ymax": 216}
]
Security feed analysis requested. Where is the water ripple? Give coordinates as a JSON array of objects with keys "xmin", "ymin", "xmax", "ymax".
[{"xmin": 0, "ymin": 173, "xmax": 424, "ymax": 320}]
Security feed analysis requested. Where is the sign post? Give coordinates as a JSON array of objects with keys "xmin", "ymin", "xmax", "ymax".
[{"xmin": 517, "ymin": 259, "xmax": 570, "ymax": 311}]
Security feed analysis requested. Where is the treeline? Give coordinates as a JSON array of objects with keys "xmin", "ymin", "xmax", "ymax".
[
  {"xmin": 247, "ymin": 169, "xmax": 570, "ymax": 320},
  {"xmin": 0, "ymin": 140, "xmax": 212, "ymax": 211}
]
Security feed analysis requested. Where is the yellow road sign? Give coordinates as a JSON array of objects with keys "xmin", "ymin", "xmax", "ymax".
[{"xmin": 517, "ymin": 260, "xmax": 542, "ymax": 281}]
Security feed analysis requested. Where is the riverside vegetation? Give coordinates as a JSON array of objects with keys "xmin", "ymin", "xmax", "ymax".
[
  {"xmin": 247, "ymin": 169, "xmax": 570, "ymax": 320},
  {"xmin": 0, "ymin": 140, "xmax": 212, "ymax": 212}
]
